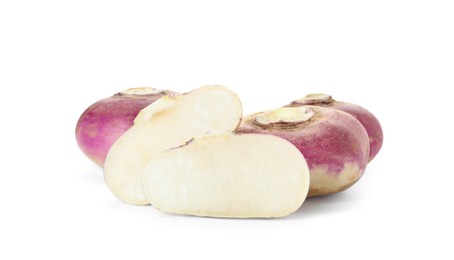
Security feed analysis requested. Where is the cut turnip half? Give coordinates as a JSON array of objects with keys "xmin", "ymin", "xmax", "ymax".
[
  {"xmin": 104, "ymin": 85, "xmax": 243, "ymax": 205},
  {"xmin": 143, "ymin": 133, "xmax": 310, "ymax": 218}
]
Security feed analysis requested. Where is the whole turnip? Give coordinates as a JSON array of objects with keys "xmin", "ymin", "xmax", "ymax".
[
  {"xmin": 288, "ymin": 94, "xmax": 383, "ymax": 161},
  {"xmin": 75, "ymin": 88, "xmax": 176, "ymax": 167},
  {"xmin": 237, "ymin": 106, "xmax": 370, "ymax": 196}
]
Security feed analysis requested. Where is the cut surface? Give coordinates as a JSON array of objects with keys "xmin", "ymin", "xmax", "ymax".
[
  {"xmin": 143, "ymin": 133, "xmax": 310, "ymax": 218},
  {"xmin": 104, "ymin": 85, "xmax": 242, "ymax": 205}
]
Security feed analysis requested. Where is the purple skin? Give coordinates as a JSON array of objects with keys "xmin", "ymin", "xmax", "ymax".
[
  {"xmin": 237, "ymin": 106, "xmax": 370, "ymax": 196},
  {"xmin": 75, "ymin": 88, "xmax": 176, "ymax": 167},
  {"xmin": 288, "ymin": 94, "xmax": 383, "ymax": 162}
]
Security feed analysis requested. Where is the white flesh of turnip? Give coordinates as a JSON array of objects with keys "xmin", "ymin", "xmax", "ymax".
[
  {"xmin": 104, "ymin": 85, "xmax": 243, "ymax": 205},
  {"xmin": 142, "ymin": 133, "xmax": 310, "ymax": 218}
]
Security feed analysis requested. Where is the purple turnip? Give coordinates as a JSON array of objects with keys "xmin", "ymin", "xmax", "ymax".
[
  {"xmin": 288, "ymin": 94, "xmax": 383, "ymax": 161},
  {"xmin": 75, "ymin": 88, "xmax": 176, "ymax": 167},
  {"xmin": 237, "ymin": 106, "xmax": 370, "ymax": 196}
]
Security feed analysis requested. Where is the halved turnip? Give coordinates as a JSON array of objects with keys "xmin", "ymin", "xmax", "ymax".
[
  {"xmin": 142, "ymin": 133, "xmax": 310, "ymax": 218},
  {"xmin": 75, "ymin": 87, "xmax": 176, "ymax": 166},
  {"xmin": 104, "ymin": 85, "xmax": 243, "ymax": 205},
  {"xmin": 287, "ymin": 94, "xmax": 383, "ymax": 161},
  {"xmin": 237, "ymin": 106, "xmax": 369, "ymax": 197}
]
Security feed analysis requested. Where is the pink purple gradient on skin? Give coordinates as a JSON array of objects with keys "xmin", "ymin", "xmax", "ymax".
[
  {"xmin": 327, "ymin": 102, "xmax": 382, "ymax": 161},
  {"xmin": 289, "ymin": 98, "xmax": 383, "ymax": 162},
  {"xmin": 75, "ymin": 95, "xmax": 164, "ymax": 166},
  {"xmin": 237, "ymin": 106, "xmax": 370, "ymax": 174}
]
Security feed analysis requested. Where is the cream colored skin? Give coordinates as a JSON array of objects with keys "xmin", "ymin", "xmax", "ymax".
[
  {"xmin": 104, "ymin": 85, "xmax": 243, "ymax": 206},
  {"xmin": 308, "ymin": 163, "xmax": 362, "ymax": 196},
  {"xmin": 143, "ymin": 133, "xmax": 310, "ymax": 218}
]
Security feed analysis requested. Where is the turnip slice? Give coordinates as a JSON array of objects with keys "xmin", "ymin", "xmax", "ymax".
[
  {"xmin": 143, "ymin": 133, "xmax": 310, "ymax": 218},
  {"xmin": 104, "ymin": 85, "xmax": 242, "ymax": 205}
]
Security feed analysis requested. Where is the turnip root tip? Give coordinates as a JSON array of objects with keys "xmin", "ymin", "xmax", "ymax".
[{"xmin": 255, "ymin": 107, "xmax": 314, "ymax": 125}]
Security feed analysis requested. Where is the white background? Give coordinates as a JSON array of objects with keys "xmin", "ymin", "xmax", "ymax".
[{"xmin": 1, "ymin": 0, "xmax": 453, "ymax": 259}]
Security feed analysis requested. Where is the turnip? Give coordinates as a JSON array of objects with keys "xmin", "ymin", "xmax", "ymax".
[
  {"xmin": 288, "ymin": 94, "xmax": 383, "ymax": 161},
  {"xmin": 237, "ymin": 106, "xmax": 369, "ymax": 196},
  {"xmin": 104, "ymin": 85, "xmax": 243, "ymax": 206},
  {"xmin": 142, "ymin": 133, "xmax": 310, "ymax": 218},
  {"xmin": 75, "ymin": 88, "xmax": 176, "ymax": 166}
]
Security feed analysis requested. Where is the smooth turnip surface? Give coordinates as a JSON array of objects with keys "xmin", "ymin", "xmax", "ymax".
[
  {"xmin": 143, "ymin": 133, "xmax": 310, "ymax": 218},
  {"xmin": 75, "ymin": 88, "xmax": 176, "ymax": 166},
  {"xmin": 237, "ymin": 106, "xmax": 369, "ymax": 196},
  {"xmin": 104, "ymin": 85, "xmax": 243, "ymax": 206},
  {"xmin": 288, "ymin": 94, "xmax": 383, "ymax": 162}
]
